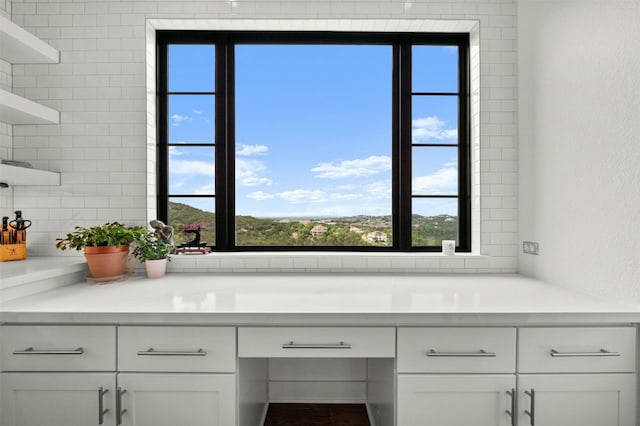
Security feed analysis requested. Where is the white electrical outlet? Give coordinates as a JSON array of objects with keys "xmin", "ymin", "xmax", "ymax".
[{"xmin": 523, "ymin": 241, "xmax": 539, "ymax": 255}]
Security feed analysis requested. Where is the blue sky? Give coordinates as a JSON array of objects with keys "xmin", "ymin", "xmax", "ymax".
[{"xmin": 168, "ymin": 44, "xmax": 459, "ymax": 218}]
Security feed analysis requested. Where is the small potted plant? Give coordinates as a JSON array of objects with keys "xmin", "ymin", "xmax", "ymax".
[
  {"xmin": 55, "ymin": 222, "xmax": 146, "ymax": 281},
  {"xmin": 132, "ymin": 231, "xmax": 172, "ymax": 278}
]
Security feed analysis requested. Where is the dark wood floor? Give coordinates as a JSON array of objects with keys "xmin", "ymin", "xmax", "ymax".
[{"xmin": 263, "ymin": 403, "xmax": 371, "ymax": 426}]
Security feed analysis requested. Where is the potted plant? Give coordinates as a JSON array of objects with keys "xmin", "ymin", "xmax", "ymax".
[
  {"xmin": 132, "ymin": 231, "xmax": 172, "ymax": 278},
  {"xmin": 55, "ymin": 222, "xmax": 146, "ymax": 281}
]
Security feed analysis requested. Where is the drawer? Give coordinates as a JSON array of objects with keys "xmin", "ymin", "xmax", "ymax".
[
  {"xmin": 1, "ymin": 325, "xmax": 115, "ymax": 371},
  {"xmin": 238, "ymin": 327, "xmax": 395, "ymax": 358},
  {"xmin": 118, "ymin": 326, "xmax": 236, "ymax": 372},
  {"xmin": 518, "ymin": 327, "xmax": 636, "ymax": 373},
  {"xmin": 397, "ymin": 328, "xmax": 516, "ymax": 373}
]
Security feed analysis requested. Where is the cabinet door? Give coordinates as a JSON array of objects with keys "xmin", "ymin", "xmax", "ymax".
[
  {"xmin": 117, "ymin": 374, "xmax": 235, "ymax": 426},
  {"xmin": 518, "ymin": 374, "xmax": 636, "ymax": 426},
  {"xmin": 0, "ymin": 373, "xmax": 115, "ymax": 426},
  {"xmin": 398, "ymin": 374, "xmax": 516, "ymax": 426}
]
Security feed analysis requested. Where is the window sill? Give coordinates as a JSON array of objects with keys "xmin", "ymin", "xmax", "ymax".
[{"xmin": 165, "ymin": 251, "xmax": 506, "ymax": 273}]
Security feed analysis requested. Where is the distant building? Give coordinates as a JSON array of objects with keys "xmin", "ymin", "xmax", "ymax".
[
  {"xmin": 349, "ymin": 226, "xmax": 364, "ymax": 234},
  {"xmin": 310, "ymin": 225, "xmax": 328, "ymax": 237},
  {"xmin": 365, "ymin": 231, "xmax": 387, "ymax": 243}
]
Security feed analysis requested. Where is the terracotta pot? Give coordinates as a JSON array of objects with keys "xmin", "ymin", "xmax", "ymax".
[
  {"xmin": 84, "ymin": 245, "xmax": 129, "ymax": 280},
  {"xmin": 145, "ymin": 258, "xmax": 167, "ymax": 279}
]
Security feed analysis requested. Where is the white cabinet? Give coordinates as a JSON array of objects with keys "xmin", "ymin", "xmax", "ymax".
[
  {"xmin": 518, "ymin": 327, "xmax": 636, "ymax": 373},
  {"xmin": 116, "ymin": 326, "xmax": 237, "ymax": 426},
  {"xmin": 118, "ymin": 326, "xmax": 235, "ymax": 372},
  {"xmin": 1, "ymin": 325, "xmax": 116, "ymax": 371},
  {"xmin": 397, "ymin": 327, "xmax": 516, "ymax": 373},
  {"xmin": 116, "ymin": 374, "xmax": 236, "ymax": 426},
  {"xmin": 0, "ymin": 323, "xmax": 637, "ymax": 426},
  {"xmin": 517, "ymin": 327, "xmax": 636, "ymax": 426},
  {"xmin": 398, "ymin": 374, "xmax": 516, "ymax": 426},
  {"xmin": 0, "ymin": 373, "xmax": 115, "ymax": 426},
  {"xmin": 517, "ymin": 374, "xmax": 636, "ymax": 426},
  {"xmin": 239, "ymin": 327, "xmax": 395, "ymax": 358},
  {"xmin": 397, "ymin": 327, "xmax": 517, "ymax": 426},
  {"xmin": 0, "ymin": 325, "xmax": 237, "ymax": 426},
  {"xmin": 0, "ymin": 326, "xmax": 117, "ymax": 426}
]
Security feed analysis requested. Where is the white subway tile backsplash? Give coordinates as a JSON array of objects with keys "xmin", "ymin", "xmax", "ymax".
[{"xmin": 6, "ymin": 0, "xmax": 517, "ymax": 273}]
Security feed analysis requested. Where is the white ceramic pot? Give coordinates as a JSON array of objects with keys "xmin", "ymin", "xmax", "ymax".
[{"xmin": 145, "ymin": 258, "xmax": 167, "ymax": 279}]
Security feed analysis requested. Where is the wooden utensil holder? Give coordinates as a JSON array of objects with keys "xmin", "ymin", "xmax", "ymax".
[{"xmin": 1, "ymin": 229, "xmax": 27, "ymax": 261}]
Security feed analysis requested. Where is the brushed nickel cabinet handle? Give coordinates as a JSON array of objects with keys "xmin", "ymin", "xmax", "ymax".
[
  {"xmin": 426, "ymin": 349, "xmax": 496, "ymax": 357},
  {"xmin": 116, "ymin": 388, "xmax": 127, "ymax": 426},
  {"xmin": 137, "ymin": 348, "xmax": 207, "ymax": 356},
  {"xmin": 98, "ymin": 387, "xmax": 109, "ymax": 425},
  {"xmin": 13, "ymin": 346, "xmax": 84, "ymax": 355},
  {"xmin": 282, "ymin": 341, "xmax": 352, "ymax": 349},
  {"xmin": 550, "ymin": 348, "xmax": 620, "ymax": 357},
  {"xmin": 505, "ymin": 389, "xmax": 515, "ymax": 426},
  {"xmin": 524, "ymin": 389, "xmax": 535, "ymax": 426}
]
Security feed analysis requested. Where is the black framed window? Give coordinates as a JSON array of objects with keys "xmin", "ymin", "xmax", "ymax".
[{"xmin": 157, "ymin": 31, "xmax": 470, "ymax": 252}]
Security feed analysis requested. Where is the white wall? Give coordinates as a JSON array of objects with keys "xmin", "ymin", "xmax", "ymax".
[
  {"xmin": 9, "ymin": 0, "xmax": 519, "ymax": 273},
  {"xmin": 518, "ymin": 0, "xmax": 640, "ymax": 303}
]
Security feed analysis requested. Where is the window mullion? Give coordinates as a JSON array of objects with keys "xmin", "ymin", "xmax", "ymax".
[
  {"xmin": 157, "ymin": 40, "xmax": 169, "ymax": 223},
  {"xmin": 226, "ymin": 41, "xmax": 236, "ymax": 251},
  {"xmin": 398, "ymin": 41, "xmax": 413, "ymax": 251},
  {"xmin": 215, "ymin": 38, "xmax": 231, "ymax": 251},
  {"xmin": 457, "ymin": 41, "xmax": 471, "ymax": 252}
]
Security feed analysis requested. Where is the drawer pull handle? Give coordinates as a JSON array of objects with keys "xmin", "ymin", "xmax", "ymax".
[
  {"xmin": 524, "ymin": 389, "xmax": 535, "ymax": 426},
  {"xmin": 13, "ymin": 346, "xmax": 84, "ymax": 355},
  {"xmin": 505, "ymin": 389, "xmax": 515, "ymax": 426},
  {"xmin": 282, "ymin": 341, "xmax": 352, "ymax": 349},
  {"xmin": 426, "ymin": 349, "xmax": 496, "ymax": 357},
  {"xmin": 137, "ymin": 348, "xmax": 207, "ymax": 356},
  {"xmin": 98, "ymin": 387, "xmax": 109, "ymax": 425},
  {"xmin": 550, "ymin": 349, "xmax": 620, "ymax": 357},
  {"xmin": 116, "ymin": 388, "xmax": 127, "ymax": 426}
]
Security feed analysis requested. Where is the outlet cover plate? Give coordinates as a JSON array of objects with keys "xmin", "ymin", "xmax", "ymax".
[{"xmin": 523, "ymin": 241, "xmax": 539, "ymax": 255}]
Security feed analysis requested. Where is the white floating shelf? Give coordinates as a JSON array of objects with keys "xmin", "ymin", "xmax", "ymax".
[
  {"xmin": 0, "ymin": 14, "xmax": 59, "ymax": 64},
  {"xmin": 0, "ymin": 163, "xmax": 61, "ymax": 186},
  {"xmin": 0, "ymin": 88, "xmax": 60, "ymax": 124}
]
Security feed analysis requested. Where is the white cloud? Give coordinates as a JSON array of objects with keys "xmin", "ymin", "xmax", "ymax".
[
  {"xmin": 335, "ymin": 184, "xmax": 357, "ymax": 191},
  {"xmin": 236, "ymin": 158, "xmax": 273, "ymax": 187},
  {"xmin": 312, "ymin": 155, "xmax": 391, "ymax": 179},
  {"xmin": 242, "ymin": 176, "xmax": 273, "ymax": 186},
  {"xmin": 169, "ymin": 146, "xmax": 184, "ymax": 157},
  {"xmin": 365, "ymin": 180, "xmax": 392, "ymax": 200},
  {"xmin": 237, "ymin": 144, "xmax": 268, "ymax": 156},
  {"xmin": 193, "ymin": 109, "xmax": 202, "ymax": 115},
  {"xmin": 193, "ymin": 183, "xmax": 216, "ymax": 195},
  {"xmin": 412, "ymin": 116, "xmax": 457, "ymax": 143},
  {"xmin": 171, "ymin": 114, "xmax": 192, "ymax": 127},
  {"xmin": 278, "ymin": 189, "xmax": 327, "ymax": 203},
  {"xmin": 247, "ymin": 191, "xmax": 275, "ymax": 201},
  {"xmin": 170, "ymin": 160, "xmax": 214, "ymax": 176},
  {"xmin": 332, "ymin": 193, "xmax": 363, "ymax": 200},
  {"xmin": 412, "ymin": 162, "xmax": 458, "ymax": 194}
]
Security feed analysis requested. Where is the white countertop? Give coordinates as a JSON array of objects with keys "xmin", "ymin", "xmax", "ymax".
[
  {"xmin": 1, "ymin": 272, "xmax": 639, "ymax": 325},
  {"xmin": 0, "ymin": 257, "xmax": 86, "ymax": 289}
]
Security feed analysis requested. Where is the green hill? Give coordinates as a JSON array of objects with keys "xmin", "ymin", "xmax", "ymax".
[
  {"xmin": 168, "ymin": 202, "xmax": 216, "ymax": 246},
  {"xmin": 168, "ymin": 201, "xmax": 456, "ymax": 247}
]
